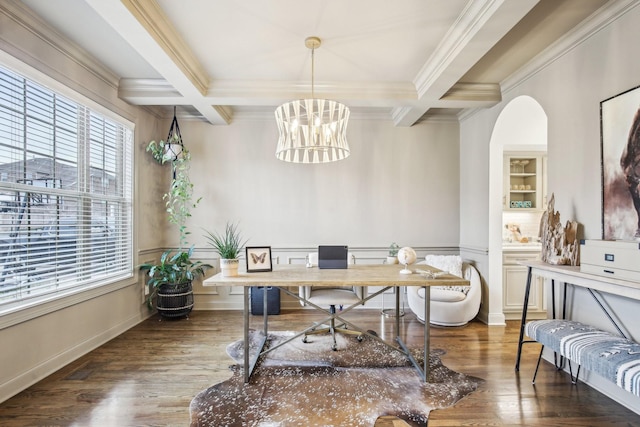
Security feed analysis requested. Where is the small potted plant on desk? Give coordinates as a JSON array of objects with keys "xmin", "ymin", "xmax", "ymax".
[
  {"xmin": 204, "ymin": 222, "xmax": 248, "ymax": 277},
  {"xmin": 386, "ymin": 242, "xmax": 400, "ymax": 264}
]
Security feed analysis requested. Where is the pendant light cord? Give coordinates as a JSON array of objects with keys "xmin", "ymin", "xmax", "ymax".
[{"xmin": 311, "ymin": 46, "xmax": 315, "ymax": 99}]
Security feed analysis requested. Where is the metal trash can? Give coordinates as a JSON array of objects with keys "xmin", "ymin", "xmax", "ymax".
[{"xmin": 250, "ymin": 286, "xmax": 280, "ymax": 315}]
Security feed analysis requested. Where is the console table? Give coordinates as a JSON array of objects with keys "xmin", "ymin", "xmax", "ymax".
[
  {"xmin": 203, "ymin": 264, "xmax": 469, "ymax": 383},
  {"xmin": 514, "ymin": 260, "xmax": 640, "ymax": 371}
]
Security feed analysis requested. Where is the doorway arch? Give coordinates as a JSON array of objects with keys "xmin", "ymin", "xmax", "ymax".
[{"xmin": 487, "ymin": 96, "xmax": 547, "ymax": 325}]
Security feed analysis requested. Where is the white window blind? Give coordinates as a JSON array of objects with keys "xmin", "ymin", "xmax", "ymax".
[{"xmin": 0, "ymin": 65, "xmax": 133, "ymax": 310}]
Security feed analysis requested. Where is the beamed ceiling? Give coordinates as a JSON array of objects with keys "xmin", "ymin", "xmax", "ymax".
[{"xmin": 19, "ymin": 0, "xmax": 610, "ymax": 125}]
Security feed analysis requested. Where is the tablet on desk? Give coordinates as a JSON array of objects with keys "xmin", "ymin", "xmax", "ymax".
[{"xmin": 318, "ymin": 245, "xmax": 348, "ymax": 269}]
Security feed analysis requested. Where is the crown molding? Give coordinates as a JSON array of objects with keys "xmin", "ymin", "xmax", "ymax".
[
  {"xmin": 118, "ymin": 78, "xmax": 182, "ymax": 104},
  {"xmin": 500, "ymin": 0, "xmax": 639, "ymax": 95},
  {"xmin": 459, "ymin": 0, "xmax": 640, "ymax": 123},
  {"xmin": 0, "ymin": 0, "xmax": 119, "ymax": 89},
  {"xmin": 413, "ymin": 0, "xmax": 504, "ymax": 99},
  {"xmin": 442, "ymin": 82, "xmax": 501, "ymax": 102}
]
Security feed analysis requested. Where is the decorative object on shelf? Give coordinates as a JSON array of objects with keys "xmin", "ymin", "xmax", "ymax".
[
  {"xmin": 246, "ymin": 246, "xmax": 273, "ymax": 273},
  {"xmin": 139, "ymin": 246, "xmax": 210, "ymax": 318},
  {"xmin": 204, "ymin": 222, "xmax": 248, "ymax": 277},
  {"xmin": 386, "ymin": 242, "xmax": 400, "ymax": 264},
  {"xmin": 275, "ymin": 36, "xmax": 350, "ymax": 164},
  {"xmin": 601, "ymin": 85, "xmax": 640, "ymax": 240},
  {"xmin": 397, "ymin": 246, "xmax": 417, "ymax": 274},
  {"xmin": 510, "ymin": 201, "xmax": 532, "ymax": 208},
  {"xmin": 140, "ymin": 108, "xmax": 207, "ymax": 318},
  {"xmin": 539, "ymin": 193, "xmax": 580, "ymax": 266}
]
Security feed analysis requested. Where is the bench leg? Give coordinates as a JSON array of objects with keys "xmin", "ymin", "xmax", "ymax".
[
  {"xmin": 532, "ymin": 345, "xmax": 544, "ymax": 384},
  {"xmin": 568, "ymin": 361, "xmax": 581, "ymax": 385}
]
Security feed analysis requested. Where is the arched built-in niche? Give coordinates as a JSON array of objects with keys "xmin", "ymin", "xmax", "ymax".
[{"xmin": 486, "ymin": 96, "xmax": 547, "ymax": 325}]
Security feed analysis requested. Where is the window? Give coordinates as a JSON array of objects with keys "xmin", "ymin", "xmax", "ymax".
[{"xmin": 0, "ymin": 65, "xmax": 133, "ymax": 311}]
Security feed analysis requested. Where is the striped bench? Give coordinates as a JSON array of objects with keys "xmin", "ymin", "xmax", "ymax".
[{"xmin": 525, "ymin": 319, "xmax": 640, "ymax": 397}]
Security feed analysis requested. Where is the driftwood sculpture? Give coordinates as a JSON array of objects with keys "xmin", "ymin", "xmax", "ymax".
[{"xmin": 539, "ymin": 193, "xmax": 580, "ymax": 266}]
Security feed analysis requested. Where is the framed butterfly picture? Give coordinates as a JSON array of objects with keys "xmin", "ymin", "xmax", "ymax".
[{"xmin": 245, "ymin": 246, "xmax": 273, "ymax": 272}]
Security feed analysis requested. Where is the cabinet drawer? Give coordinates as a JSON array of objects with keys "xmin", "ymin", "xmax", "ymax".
[{"xmin": 503, "ymin": 252, "xmax": 539, "ymax": 265}]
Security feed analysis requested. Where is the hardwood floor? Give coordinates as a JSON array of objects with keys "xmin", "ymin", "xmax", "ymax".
[{"xmin": 0, "ymin": 309, "xmax": 638, "ymax": 426}]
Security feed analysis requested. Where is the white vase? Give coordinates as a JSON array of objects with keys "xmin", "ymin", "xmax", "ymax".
[
  {"xmin": 386, "ymin": 256, "xmax": 398, "ymax": 264},
  {"xmin": 220, "ymin": 258, "xmax": 239, "ymax": 277}
]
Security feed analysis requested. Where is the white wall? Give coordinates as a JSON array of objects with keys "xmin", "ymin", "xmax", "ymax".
[
  {"xmin": 183, "ymin": 117, "xmax": 460, "ymax": 249},
  {"xmin": 459, "ymin": 1, "xmax": 640, "ymax": 413}
]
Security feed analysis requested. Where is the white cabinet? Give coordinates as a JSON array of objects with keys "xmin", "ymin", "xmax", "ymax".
[
  {"xmin": 503, "ymin": 154, "xmax": 546, "ymax": 211},
  {"xmin": 502, "ymin": 251, "xmax": 546, "ymax": 320}
]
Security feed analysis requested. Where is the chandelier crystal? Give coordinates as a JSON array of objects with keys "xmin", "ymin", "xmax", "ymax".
[{"xmin": 275, "ymin": 37, "xmax": 350, "ymax": 163}]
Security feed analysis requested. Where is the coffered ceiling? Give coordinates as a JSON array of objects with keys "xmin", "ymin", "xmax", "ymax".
[{"xmin": 19, "ymin": 0, "xmax": 608, "ymax": 125}]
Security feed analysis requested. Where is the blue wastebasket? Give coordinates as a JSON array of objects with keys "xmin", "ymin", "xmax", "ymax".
[{"xmin": 250, "ymin": 286, "xmax": 280, "ymax": 315}]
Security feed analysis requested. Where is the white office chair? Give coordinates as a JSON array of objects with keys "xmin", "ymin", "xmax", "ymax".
[{"xmin": 299, "ymin": 252, "xmax": 365, "ymax": 350}]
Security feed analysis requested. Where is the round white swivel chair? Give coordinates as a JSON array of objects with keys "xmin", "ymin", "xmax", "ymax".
[{"xmin": 407, "ymin": 260, "xmax": 481, "ymax": 326}]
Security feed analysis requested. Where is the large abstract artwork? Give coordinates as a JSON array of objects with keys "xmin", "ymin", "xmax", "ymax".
[{"xmin": 601, "ymin": 85, "xmax": 640, "ymax": 241}]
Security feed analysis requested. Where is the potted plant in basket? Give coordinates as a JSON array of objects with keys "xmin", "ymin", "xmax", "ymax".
[
  {"xmin": 139, "ymin": 246, "xmax": 209, "ymax": 317},
  {"xmin": 140, "ymin": 138, "xmax": 210, "ymax": 318},
  {"xmin": 386, "ymin": 242, "xmax": 400, "ymax": 264},
  {"xmin": 203, "ymin": 222, "xmax": 247, "ymax": 277}
]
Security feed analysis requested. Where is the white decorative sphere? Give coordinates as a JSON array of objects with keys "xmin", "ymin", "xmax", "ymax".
[{"xmin": 397, "ymin": 247, "xmax": 417, "ymax": 266}]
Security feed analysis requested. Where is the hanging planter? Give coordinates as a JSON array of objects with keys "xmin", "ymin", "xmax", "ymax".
[
  {"xmin": 146, "ymin": 106, "xmax": 185, "ymax": 165},
  {"xmin": 140, "ymin": 107, "xmax": 210, "ymax": 319}
]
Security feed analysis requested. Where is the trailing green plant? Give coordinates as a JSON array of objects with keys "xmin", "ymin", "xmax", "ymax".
[
  {"xmin": 164, "ymin": 151, "xmax": 202, "ymax": 249},
  {"xmin": 146, "ymin": 139, "xmax": 201, "ymax": 250},
  {"xmin": 388, "ymin": 242, "xmax": 400, "ymax": 257},
  {"xmin": 203, "ymin": 222, "xmax": 248, "ymax": 259},
  {"xmin": 146, "ymin": 139, "xmax": 168, "ymax": 164},
  {"xmin": 139, "ymin": 246, "xmax": 211, "ymax": 309},
  {"xmin": 146, "ymin": 134, "xmax": 182, "ymax": 164}
]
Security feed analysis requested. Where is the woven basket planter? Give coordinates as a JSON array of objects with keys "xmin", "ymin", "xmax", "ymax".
[{"xmin": 156, "ymin": 281, "xmax": 194, "ymax": 319}]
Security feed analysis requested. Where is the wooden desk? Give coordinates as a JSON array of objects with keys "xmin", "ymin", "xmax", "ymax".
[
  {"xmin": 514, "ymin": 260, "xmax": 640, "ymax": 371},
  {"xmin": 203, "ymin": 264, "xmax": 469, "ymax": 383}
]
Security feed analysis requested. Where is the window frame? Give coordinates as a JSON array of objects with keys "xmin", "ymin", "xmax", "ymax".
[{"xmin": 0, "ymin": 60, "xmax": 135, "ymax": 323}]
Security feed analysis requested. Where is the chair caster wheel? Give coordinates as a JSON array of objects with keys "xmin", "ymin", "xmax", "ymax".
[
  {"xmin": 302, "ymin": 336, "xmax": 308, "ymax": 343},
  {"xmin": 357, "ymin": 335, "xmax": 363, "ymax": 342},
  {"xmin": 332, "ymin": 344, "xmax": 338, "ymax": 351}
]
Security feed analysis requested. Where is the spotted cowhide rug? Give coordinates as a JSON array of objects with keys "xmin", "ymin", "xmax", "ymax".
[{"xmin": 189, "ymin": 330, "xmax": 482, "ymax": 427}]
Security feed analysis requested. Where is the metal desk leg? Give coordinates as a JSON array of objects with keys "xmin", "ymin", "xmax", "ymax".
[
  {"xmin": 395, "ymin": 285, "xmax": 430, "ymax": 382},
  {"xmin": 263, "ymin": 286, "xmax": 268, "ymax": 336},
  {"xmin": 243, "ymin": 286, "xmax": 269, "ymax": 383},
  {"xmin": 551, "ymin": 279, "xmax": 556, "ymax": 319},
  {"xmin": 551, "ymin": 279, "xmax": 561, "ymax": 368},
  {"xmin": 515, "ymin": 266, "xmax": 533, "ymax": 371},
  {"xmin": 243, "ymin": 286, "xmax": 250, "ymax": 383},
  {"xmin": 395, "ymin": 286, "xmax": 401, "ymax": 340},
  {"xmin": 424, "ymin": 286, "xmax": 430, "ymax": 381}
]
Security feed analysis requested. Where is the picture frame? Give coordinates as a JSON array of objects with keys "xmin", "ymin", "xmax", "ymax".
[
  {"xmin": 245, "ymin": 246, "xmax": 272, "ymax": 272},
  {"xmin": 600, "ymin": 84, "xmax": 640, "ymax": 240}
]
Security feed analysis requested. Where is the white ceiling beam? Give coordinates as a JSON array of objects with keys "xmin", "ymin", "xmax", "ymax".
[
  {"xmin": 85, "ymin": 0, "xmax": 229, "ymax": 125},
  {"xmin": 393, "ymin": 0, "xmax": 539, "ymax": 127},
  {"xmin": 119, "ymin": 78, "xmax": 500, "ymax": 113}
]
